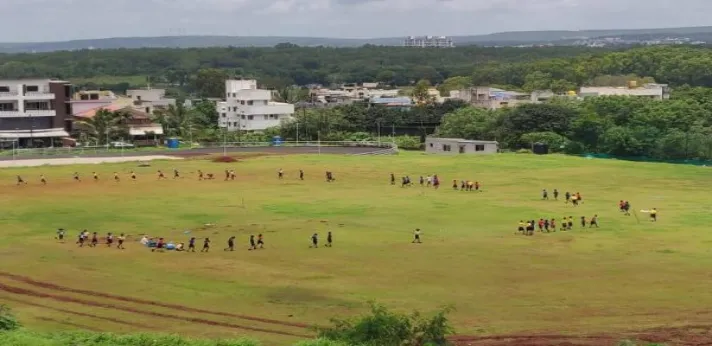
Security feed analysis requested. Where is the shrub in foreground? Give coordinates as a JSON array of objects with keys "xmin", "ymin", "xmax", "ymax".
[
  {"xmin": 0, "ymin": 305, "xmax": 20, "ymax": 331},
  {"xmin": 316, "ymin": 302, "xmax": 454, "ymax": 346}
]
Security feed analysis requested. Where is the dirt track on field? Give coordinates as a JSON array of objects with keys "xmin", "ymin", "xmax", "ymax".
[
  {"xmin": 0, "ymin": 271, "xmax": 312, "ymax": 338},
  {"xmin": 4, "ymin": 271, "xmax": 712, "ymax": 344}
]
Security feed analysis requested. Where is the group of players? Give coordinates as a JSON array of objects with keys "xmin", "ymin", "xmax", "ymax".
[
  {"xmin": 17, "ymin": 168, "xmax": 341, "ymax": 185},
  {"xmin": 59, "ymin": 228, "xmax": 336, "ymax": 251},
  {"xmin": 517, "ymin": 215, "xmax": 600, "ymax": 236},
  {"xmin": 56, "ymin": 229, "xmax": 127, "ymax": 249}
]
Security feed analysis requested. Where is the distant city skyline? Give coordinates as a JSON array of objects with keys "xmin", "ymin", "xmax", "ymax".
[{"xmin": 1, "ymin": 0, "xmax": 710, "ymax": 42}]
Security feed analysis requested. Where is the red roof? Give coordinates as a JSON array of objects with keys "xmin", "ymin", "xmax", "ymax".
[{"xmin": 75, "ymin": 104, "xmax": 126, "ymax": 118}]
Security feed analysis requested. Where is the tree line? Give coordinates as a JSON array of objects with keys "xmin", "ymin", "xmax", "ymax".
[
  {"xmin": 435, "ymin": 86, "xmax": 712, "ymax": 161},
  {"xmin": 3, "ymin": 45, "xmax": 712, "ymax": 96},
  {"xmin": 0, "ymin": 45, "xmax": 610, "ymax": 94}
]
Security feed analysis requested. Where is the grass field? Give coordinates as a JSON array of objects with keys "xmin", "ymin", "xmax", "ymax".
[{"xmin": 1, "ymin": 152, "xmax": 712, "ymax": 345}]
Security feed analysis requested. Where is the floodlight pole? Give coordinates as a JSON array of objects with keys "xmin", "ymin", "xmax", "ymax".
[{"xmin": 318, "ymin": 130, "xmax": 321, "ymax": 155}]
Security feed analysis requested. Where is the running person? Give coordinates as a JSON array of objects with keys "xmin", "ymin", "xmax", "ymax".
[
  {"xmin": 93, "ymin": 172, "xmax": 99, "ymax": 182},
  {"xmin": 391, "ymin": 173, "xmax": 396, "ymax": 185},
  {"xmin": 412, "ymin": 228, "xmax": 422, "ymax": 243},
  {"xmin": 90, "ymin": 232, "xmax": 98, "ymax": 247},
  {"xmin": 224, "ymin": 236, "xmax": 235, "ymax": 251},
  {"xmin": 117, "ymin": 233, "xmax": 125, "ymax": 249},
  {"xmin": 248, "ymin": 234, "xmax": 256, "ymax": 250},
  {"xmin": 650, "ymin": 208, "xmax": 657, "ymax": 222},
  {"xmin": 16, "ymin": 175, "xmax": 26, "ymax": 185},
  {"xmin": 198, "ymin": 170, "xmax": 204, "ymax": 180},
  {"xmin": 201, "ymin": 237, "xmax": 210, "ymax": 252},
  {"xmin": 40, "ymin": 174, "xmax": 46, "ymax": 185},
  {"xmin": 173, "ymin": 168, "xmax": 180, "ymax": 179},
  {"xmin": 310, "ymin": 233, "xmax": 318, "ymax": 248},
  {"xmin": 157, "ymin": 170, "xmax": 166, "ymax": 180},
  {"xmin": 106, "ymin": 232, "xmax": 114, "ymax": 247},
  {"xmin": 326, "ymin": 231, "xmax": 332, "ymax": 247},
  {"xmin": 299, "ymin": 169, "xmax": 304, "ymax": 180},
  {"xmin": 553, "ymin": 189, "xmax": 559, "ymax": 200},
  {"xmin": 590, "ymin": 215, "xmax": 599, "ymax": 228},
  {"xmin": 542, "ymin": 189, "xmax": 548, "ymax": 200},
  {"xmin": 114, "ymin": 172, "xmax": 120, "ymax": 182},
  {"xmin": 257, "ymin": 234, "xmax": 264, "ymax": 249},
  {"xmin": 73, "ymin": 172, "xmax": 81, "ymax": 182},
  {"xmin": 278, "ymin": 169, "xmax": 284, "ymax": 179},
  {"xmin": 188, "ymin": 237, "xmax": 196, "ymax": 252},
  {"xmin": 131, "ymin": 171, "xmax": 137, "ymax": 181},
  {"xmin": 56, "ymin": 228, "xmax": 65, "ymax": 241}
]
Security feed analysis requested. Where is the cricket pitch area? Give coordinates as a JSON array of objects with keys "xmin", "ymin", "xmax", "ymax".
[{"xmin": 2, "ymin": 151, "xmax": 712, "ymax": 345}]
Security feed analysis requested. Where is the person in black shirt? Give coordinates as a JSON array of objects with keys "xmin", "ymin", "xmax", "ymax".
[
  {"xmin": 310, "ymin": 233, "xmax": 318, "ymax": 248},
  {"xmin": 224, "ymin": 236, "xmax": 235, "ymax": 251},
  {"xmin": 299, "ymin": 169, "xmax": 304, "ymax": 180},
  {"xmin": 201, "ymin": 237, "xmax": 210, "ymax": 252},
  {"xmin": 188, "ymin": 237, "xmax": 196, "ymax": 252},
  {"xmin": 248, "ymin": 235, "xmax": 256, "ymax": 250},
  {"xmin": 326, "ymin": 232, "xmax": 332, "ymax": 247}
]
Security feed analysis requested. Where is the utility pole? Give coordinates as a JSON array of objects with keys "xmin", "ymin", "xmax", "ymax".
[
  {"xmin": 222, "ymin": 128, "xmax": 227, "ymax": 156},
  {"xmin": 296, "ymin": 121, "xmax": 299, "ymax": 145},
  {"xmin": 318, "ymin": 130, "xmax": 321, "ymax": 155}
]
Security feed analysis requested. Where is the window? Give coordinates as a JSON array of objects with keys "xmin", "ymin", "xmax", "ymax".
[
  {"xmin": 25, "ymin": 85, "xmax": 39, "ymax": 92},
  {"xmin": 0, "ymin": 103, "xmax": 14, "ymax": 111},
  {"xmin": 264, "ymin": 115, "xmax": 268, "ymax": 120},
  {"xmin": 241, "ymin": 114, "xmax": 245, "ymax": 120},
  {"xmin": 221, "ymin": 113, "xmax": 226, "ymax": 118},
  {"xmin": 459, "ymin": 145, "xmax": 465, "ymax": 154},
  {"xmin": 240, "ymin": 100, "xmax": 245, "ymax": 105},
  {"xmin": 233, "ymin": 122, "xmax": 238, "ymax": 127},
  {"xmin": 429, "ymin": 143, "xmax": 433, "ymax": 148},
  {"xmin": 247, "ymin": 100, "xmax": 254, "ymax": 105},
  {"xmin": 0, "ymin": 86, "xmax": 9, "ymax": 92},
  {"xmin": 247, "ymin": 115, "xmax": 253, "ymax": 120},
  {"xmin": 232, "ymin": 107, "xmax": 237, "ymax": 112},
  {"xmin": 442, "ymin": 144, "xmax": 451, "ymax": 152},
  {"xmin": 475, "ymin": 144, "xmax": 485, "ymax": 152}
]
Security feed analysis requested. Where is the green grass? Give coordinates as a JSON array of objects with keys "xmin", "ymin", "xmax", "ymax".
[{"xmin": 1, "ymin": 152, "xmax": 711, "ymax": 345}]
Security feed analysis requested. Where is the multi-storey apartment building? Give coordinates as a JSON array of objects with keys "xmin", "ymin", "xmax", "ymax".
[
  {"xmin": 127, "ymin": 88, "xmax": 176, "ymax": 115},
  {"xmin": 403, "ymin": 36, "xmax": 454, "ymax": 48},
  {"xmin": 218, "ymin": 80, "xmax": 294, "ymax": 132},
  {"xmin": 0, "ymin": 79, "xmax": 73, "ymax": 147}
]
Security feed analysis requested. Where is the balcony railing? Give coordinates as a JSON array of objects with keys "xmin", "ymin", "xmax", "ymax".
[
  {"xmin": 0, "ymin": 110, "xmax": 56, "ymax": 118},
  {"xmin": 0, "ymin": 92, "xmax": 19, "ymax": 98},
  {"xmin": 24, "ymin": 92, "xmax": 55, "ymax": 99}
]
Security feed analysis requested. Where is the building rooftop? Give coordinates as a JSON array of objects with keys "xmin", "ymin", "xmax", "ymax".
[{"xmin": 426, "ymin": 137, "xmax": 498, "ymax": 144}]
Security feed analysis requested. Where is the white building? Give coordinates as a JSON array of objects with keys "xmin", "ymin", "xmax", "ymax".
[
  {"xmin": 403, "ymin": 36, "xmax": 454, "ymax": 48},
  {"xmin": 219, "ymin": 80, "xmax": 294, "ymax": 132},
  {"xmin": 0, "ymin": 79, "xmax": 73, "ymax": 147},
  {"xmin": 126, "ymin": 88, "xmax": 176, "ymax": 115},
  {"xmin": 579, "ymin": 83, "xmax": 670, "ymax": 100}
]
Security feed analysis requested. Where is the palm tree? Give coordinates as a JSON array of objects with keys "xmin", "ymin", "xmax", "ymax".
[
  {"xmin": 153, "ymin": 103, "xmax": 193, "ymax": 139},
  {"xmin": 74, "ymin": 109, "xmax": 129, "ymax": 145}
]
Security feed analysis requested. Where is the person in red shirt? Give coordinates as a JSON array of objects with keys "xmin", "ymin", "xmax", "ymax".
[{"xmin": 538, "ymin": 219, "xmax": 544, "ymax": 232}]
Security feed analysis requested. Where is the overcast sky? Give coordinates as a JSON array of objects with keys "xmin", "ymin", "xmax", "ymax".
[{"xmin": 1, "ymin": 0, "xmax": 710, "ymax": 42}]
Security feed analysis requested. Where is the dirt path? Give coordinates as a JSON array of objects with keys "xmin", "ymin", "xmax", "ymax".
[
  {"xmin": 0, "ymin": 271, "xmax": 310, "ymax": 330},
  {"xmin": 0, "ymin": 281, "xmax": 310, "ymax": 338}
]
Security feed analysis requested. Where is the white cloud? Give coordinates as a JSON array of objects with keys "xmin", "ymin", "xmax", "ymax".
[{"xmin": 0, "ymin": 0, "xmax": 710, "ymax": 41}]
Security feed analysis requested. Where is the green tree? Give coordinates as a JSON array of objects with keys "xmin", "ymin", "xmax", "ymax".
[
  {"xmin": 73, "ymin": 109, "xmax": 130, "ymax": 145},
  {"xmin": 412, "ymin": 79, "xmax": 433, "ymax": 105},
  {"xmin": 192, "ymin": 68, "xmax": 228, "ymax": 98},
  {"xmin": 435, "ymin": 107, "xmax": 495, "ymax": 140}
]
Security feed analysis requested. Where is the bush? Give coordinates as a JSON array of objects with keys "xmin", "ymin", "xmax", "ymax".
[
  {"xmin": 393, "ymin": 135, "xmax": 422, "ymax": 150},
  {"xmin": 0, "ymin": 305, "xmax": 20, "ymax": 331},
  {"xmin": 316, "ymin": 302, "xmax": 454, "ymax": 346}
]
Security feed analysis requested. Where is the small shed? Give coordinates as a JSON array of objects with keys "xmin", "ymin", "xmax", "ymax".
[{"xmin": 425, "ymin": 137, "xmax": 498, "ymax": 155}]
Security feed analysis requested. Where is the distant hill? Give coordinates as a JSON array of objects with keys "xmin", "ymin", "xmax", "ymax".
[{"xmin": 2, "ymin": 26, "xmax": 712, "ymax": 53}]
